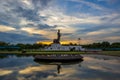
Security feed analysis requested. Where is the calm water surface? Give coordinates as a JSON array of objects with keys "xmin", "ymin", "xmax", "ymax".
[{"xmin": 0, "ymin": 54, "xmax": 120, "ymax": 80}]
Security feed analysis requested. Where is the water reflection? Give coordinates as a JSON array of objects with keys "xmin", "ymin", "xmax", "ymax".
[
  {"xmin": 0, "ymin": 54, "xmax": 120, "ymax": 80},
  {"xmin": 34, "ymin": 58, "xmax": 83, "ymax": 74},
  {"xmin": 57, "ymin": 64, "xmax": 61, "ymax": 74}
]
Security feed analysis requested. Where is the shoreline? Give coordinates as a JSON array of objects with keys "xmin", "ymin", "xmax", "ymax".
[{"xmin": 0, "ymin": 51, "xmax": 120, "ymax": 57}]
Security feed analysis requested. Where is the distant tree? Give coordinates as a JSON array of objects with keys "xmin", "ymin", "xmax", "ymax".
[
  {"xmin": 92, "ymin": 42, "xmax": 102, "ymax": 48},
  {"xmin": 32, "ymin": 43, "xmax": 44, "ymax": 49},
  {"xmin": 68, "ymin": 42, "xmax": 77, "ymax": 46},
  {"xmin": 25, "ymin": 44, "xmax": 32, "ymax": 49},
  {"xmin": 69, "ymin": 42, "xmax": 74, "ymax": 46},
  {"xmin": 16, "ymin": 43, "xmax": 47, "ymax": 49},
  {"xmin": 83, "ymin": 41, "xmax": 111, "ymax": 49},
  {"xmin": 74, "ymin": 43, "xmax": 77, "ymax": 46},
  {"xmin": 101, "ymin": 41, "xmax": 110, "ymax": 48},
  {"xmin": 111, "ymin": 42, "xmax": 120, "ymax": 48},
  {"xmin": 0, "ymin": 41, "xmax": 9, "ymax": 46},
  {"xmin": 16, "ymin": 43, "xmax": 26, "ymax": 49}
]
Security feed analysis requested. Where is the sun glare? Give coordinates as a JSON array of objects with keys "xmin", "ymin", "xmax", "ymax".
[{"xmin": 36, "ymin": 41, "xmax": 78, "ymax": 45}]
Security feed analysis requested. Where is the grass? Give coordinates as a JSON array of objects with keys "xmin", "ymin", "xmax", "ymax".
[
  {"xmin": 101, "ymin": 51, "xmax": 120, "ymax": 56},
  {"xmin": 0, "ymin": 50, "xmax": 120, "ymax": 56},
  {"xmin": 0, "ymin": 50, "xmax": 85, "ymax": 54}
]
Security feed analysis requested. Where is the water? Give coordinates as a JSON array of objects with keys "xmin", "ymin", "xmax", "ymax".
[{"xmin": 0, "ymin": 54, "xmax": 120, "ymax": 80}]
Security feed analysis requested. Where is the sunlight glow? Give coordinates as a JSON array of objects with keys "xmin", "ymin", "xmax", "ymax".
[{"xmin": 0, "ymin": 69, "xmax": 13, "ymax": 76}]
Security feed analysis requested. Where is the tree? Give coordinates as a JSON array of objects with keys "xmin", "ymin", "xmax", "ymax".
[
  {"xmin": 101, "ymin": 41, "xmax": 110, "ymax": 48},
  {"xmin": 92, "ymin": 42, "xmax": 102, "ymax": 48},
  {"xmin": 0, "ymin": 41, "xmax": 9, "ymax": 46},
  {"xmin": 111, "ymin": 42, "xmax": 120, "ymax": 48},
  {"xmin": 16, "ymin": 43, "xmax": 26, "ymax": 49},
  {"xmin": 32, "ymin": 43, "xmax": 43, "ymax": 49}
]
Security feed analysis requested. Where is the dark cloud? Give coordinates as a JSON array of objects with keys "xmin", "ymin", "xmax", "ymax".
[
  {"xmin": 32, "ymin": 0, "xmax": 52, "ymax": 9},
  {"xmin": 25, "ymin": 24, "xmax": 55, "ymax": 30},
  {"xmin": 0, "ymin": 0, "xmax": 53, "ymax": 27},
  {"xmin": 0, "ymin": 12, "xmax": 19, "ymax": 28},
  {"xmin": 12, "ymin": 6, "xmax": 39, "ymax": 21},
  {"xmin": 0, "ymin": 1, "xmax": 23, "ymax": 28},
  {"xmin": 37, "ymin": 24, "xmax": 54, "ymax": 29},
  {"xmin": 62, "ymin": 33, "xmax": 72, "ymax": 36},
  {"xmin": 100, "ymin": 15, "xmax": 120, "ymax": 23},
  {"xmin": 77, "ymin": 23, "xmax": 120, "ymax": 34},
  {"xmin": 0, "ymin": 32, "xmax": 48, "ymax": 43},
  {"xmin": 0, "ymin": 19, "xmax": 10, "ymax": 26}
]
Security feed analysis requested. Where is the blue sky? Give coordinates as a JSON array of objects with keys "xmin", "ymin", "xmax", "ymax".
[{"xmin": 0, "ymin": 0, "xmax": 120, "ymax": 44}]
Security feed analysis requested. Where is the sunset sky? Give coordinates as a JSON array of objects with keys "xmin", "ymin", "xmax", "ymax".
[{"xmin": 0, "ymin": 0, "xmax": 120, "ymax": 44}]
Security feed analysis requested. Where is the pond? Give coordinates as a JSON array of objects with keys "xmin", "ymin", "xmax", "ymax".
[{"xmin": 0, "ymin": 54, "xmax": 120, "ymax": 80}]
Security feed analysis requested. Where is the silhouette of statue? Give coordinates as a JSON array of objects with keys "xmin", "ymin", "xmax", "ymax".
[{"xmin": 53, "ymin": 30, "xmax": 61, "ymax": 44}]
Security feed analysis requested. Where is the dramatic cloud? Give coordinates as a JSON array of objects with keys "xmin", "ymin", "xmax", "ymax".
[
  {"xmin": 39, "ymin": 7, "xmax": 102, "ymax": 26},
  {"xmin": 0, "ymin": 0, "xmax": 120, "ymax": 43}
]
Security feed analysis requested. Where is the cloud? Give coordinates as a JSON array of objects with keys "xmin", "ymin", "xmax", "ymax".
[
  {"xmin": 22, "ymin": 0, "xmax": 33, "ymax": 9},
  {"xmin": 0, "ymin": 0, "xmax": 52, "ymax": 27},
  {"xmin": 39, "ymin": 7, "xmax": 102, "ymax": 26},
  {"xmin": 86, "ymin": 28, "xmax": 120, "ymax": 36},
  {"xmin": 0, "ymin": 25, "xmax": 16, "ymax": 32},
  {"xmin": 0, "ymin": 32, "xmax": 47, "ymax": 43},
  {"xmin": 98, "ymin": 0, "xmax": 120, "ymax": 4},
  {"xmin": 55, "ymin": 25, "xmax": 77, "ymax": 33},
  {"xmin": 21, "ymin": 27, "xmax": 57, "ymax": 39},
  {"xmin": 0, "ymin": 69, "xmax": 13, "ymax": 76},
  {"xmin": 70, "ymin": 0, "xmax": 107, "ymax": 11},
  {"xmin": 19, "ymin": 18, "xmax": 35, "ymax": 26},
  {"xmin": 21, "ymin": 27, "xmax": 48, "ymax": 35},
  {"xmin": 0, "ymin": 0, "xmax": 120, "ymax": 43},
  {"xmin": 31, "ymin": 0, "xmax": 52, "ymax": 9},
  {"xmin": 104, "ymin": 36, "xmax": 120, "ymax": 41}
]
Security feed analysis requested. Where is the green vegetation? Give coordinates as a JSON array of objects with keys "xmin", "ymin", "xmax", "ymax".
[
  {"xmin": 0, "ymin": 50, "xmax": 85, "ymax": 54},
  {"xmin": 83, "ymin": 41, "xmax": 120, "ymax": 49},
  {"xmin": 101, "ymin": 51, "xmax": 120, "ymax": 56},
  {"xmin": 0, "ymin": 41, "xmax": 120, "ymax": 56},
  {"xmin": 0, "ymin": 41, "xmax": 120, "ymax": 50}
]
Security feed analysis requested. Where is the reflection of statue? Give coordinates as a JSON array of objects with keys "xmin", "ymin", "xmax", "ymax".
[
  {"xmin": 57, "ymin": 64, "xmax": 61, "ymax": 74},
  {"xmin": 53, "ymin": 30, "xmax": 61, "ymax": 44}
]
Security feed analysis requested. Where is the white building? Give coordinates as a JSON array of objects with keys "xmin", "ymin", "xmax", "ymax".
[{"xmin": 44, "ymin": 43, "xmax": 84, "ymax": 51}]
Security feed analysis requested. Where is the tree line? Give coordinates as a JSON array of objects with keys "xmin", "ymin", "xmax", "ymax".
[
  {"xmin": 82, "ymin": 41, "xmax": 120, "ymax": 48},
  {"xmin": 0, "ymin": 41, "xmax": 47, "ymax": 50},
  {"xmin": 0, "ymin": 41, "xmax": 120, "ymax": 50}
]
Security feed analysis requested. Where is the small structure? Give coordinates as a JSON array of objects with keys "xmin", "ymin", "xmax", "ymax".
[
  {"xmin": 44, "ymin": 30, "xmax": 84, "ymax": 51},
  {"xmin": 34, "ymin": 54, "xmax": 83, "ymax": 61},
  {"xmin": 34, "ymin": 58, "xmax": 83, "ymax": 74}
]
